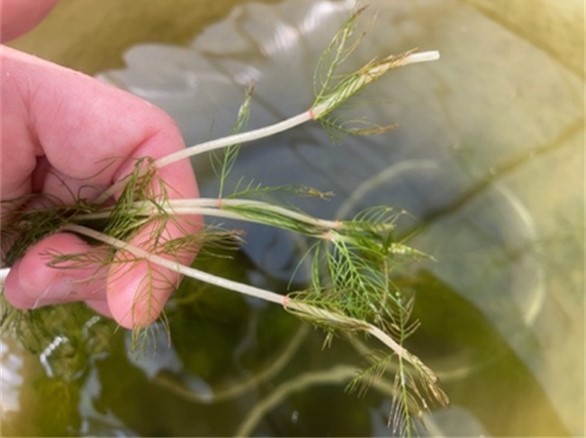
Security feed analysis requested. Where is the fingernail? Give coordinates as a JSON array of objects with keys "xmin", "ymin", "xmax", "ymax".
[
  {"xmin": 31, "ymin": 270, "xmax": 101, "ymax": 308},
  {"xmin": 32, "ymin": 276, "xmax": 77, "ymax": 308}
]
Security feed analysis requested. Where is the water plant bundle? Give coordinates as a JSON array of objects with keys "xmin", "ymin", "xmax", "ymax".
[{"xmin": 0, "ymin": 9, "xmax": 444, "ymax": 436}]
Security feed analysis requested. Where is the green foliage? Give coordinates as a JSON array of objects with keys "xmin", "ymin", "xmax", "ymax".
[
  {"xmin": 1, "ymin": 195, "xmax": 96, "ymax": 267},
  {"xmin": 311, "ymin": 7, "xmax": 411, "ymax": 138},
  {"xmin": 313, "ymin": 6, "xmax": 367, "ymax": 106},
  {"xmin": 100, "ymin": 157, "xmax": 162, "ymax": 241},
  {"xmin": 282, "ymin": 206, "xmax": 445, "ymax": 435},
  {"xmin": 228, "ymin": 179, "xmax": 334, "ymax": 201},
  {"xmin": 211, "ymin": 85, "xmax": 254, "ymax": 198}
]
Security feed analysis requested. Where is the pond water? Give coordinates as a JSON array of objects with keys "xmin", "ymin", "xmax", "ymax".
[{"xmin": 2, "ymin": 0, "xmax": 583, "ymax": 436}]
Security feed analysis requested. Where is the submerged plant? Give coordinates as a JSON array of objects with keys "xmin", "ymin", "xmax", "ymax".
[{"xmin": 0, "ymin": 8, "xmax": 444, "ymax": 436}]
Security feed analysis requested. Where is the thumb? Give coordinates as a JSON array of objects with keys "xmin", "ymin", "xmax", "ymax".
[{"xmin": 3, "ymin": 232, "xmax": 107, "ymax": 309}]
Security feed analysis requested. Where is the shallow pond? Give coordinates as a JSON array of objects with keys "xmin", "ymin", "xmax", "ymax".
[{"xmin": 2, "ymin": 0, "xmax": 583, "ymax": 436}]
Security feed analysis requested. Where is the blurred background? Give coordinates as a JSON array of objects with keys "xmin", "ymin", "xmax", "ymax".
[{"xmin": 3, "ymin": 0, "xmax": 584, "ymax": 436}]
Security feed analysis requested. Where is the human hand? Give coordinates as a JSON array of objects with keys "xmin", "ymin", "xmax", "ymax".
[{"xmin": 1, "ymin": 0, "xmax": 200, "ymax": 328}]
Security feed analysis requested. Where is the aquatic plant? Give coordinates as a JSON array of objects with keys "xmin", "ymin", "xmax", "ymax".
[{"xmin": 1, "ymin": 8, "xmax": 444, "ymax": 436}]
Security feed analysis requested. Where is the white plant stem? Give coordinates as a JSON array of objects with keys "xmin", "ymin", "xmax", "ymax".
[
  {"xmin": 402, "ymin": 50, "xmax": 440, "ymax": 64},
  {"xmin": 62, "ymin": 224, "xmax": 409, "ymax": 361},
  {"xmin": 77, "ymin": 198, "xmax": 341, "ymax": 231},
  {"xmin": 63, "ymin": 224, "xmax": 285, "ymax": 306},
  {"xmin": 285, "ymin": 300, "xmax": 407, "ymax": 358},
  {"xmin": 95, "ymin": 111, "xmax": 313, "ymax": 204},
  {"xmin": 155, "ymin": 111, "xmax": 313, "ymax": 169}
]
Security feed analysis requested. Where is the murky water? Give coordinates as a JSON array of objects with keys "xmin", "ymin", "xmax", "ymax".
[{"xmin": 2, "ymin": 0, "xmax": 583, "ymax": 436}]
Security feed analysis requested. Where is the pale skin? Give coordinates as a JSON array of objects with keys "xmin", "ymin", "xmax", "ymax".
[{"xmin": 1, "ymin": 0, "xmax": 200, "ymax": 328}]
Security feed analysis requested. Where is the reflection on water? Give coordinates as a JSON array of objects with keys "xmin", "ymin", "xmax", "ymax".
[
  {"xmin": 0, "ymin": 340, "xmax": 23, "ymax": 414},
  {"xmin": 3, "ymin": 0, "xmax": 583, "ymax": 436}
]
